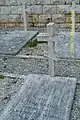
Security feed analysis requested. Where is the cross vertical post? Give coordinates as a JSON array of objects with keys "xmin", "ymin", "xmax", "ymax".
[
  {"xmin": 23, "ymin": 3, "xmax": 28, "ymax": 31},
  {"xmin": 47, "ymin": 23, "xmax": 55, "ymax": 77}
]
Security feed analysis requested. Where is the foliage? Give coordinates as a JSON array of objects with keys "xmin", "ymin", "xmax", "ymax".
[
  {"xmin": 0, "ymin": 75, "xmax": 4, "ymax": 80},
  {"xmin": 26, "ymin": 39, "xmax": 47, "ymax": 48}
]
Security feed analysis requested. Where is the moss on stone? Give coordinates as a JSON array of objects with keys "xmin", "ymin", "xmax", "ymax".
[
  {"xmin": 0, "ymin": 75, "xmax": 4, "ymax": 80},
  {"xmin": 26, "ymin": 39, "xmax": 37, "ymax": 48},
  {"xmin": 26, "ymin": 39, "xmax": 47, "ymax": 48}
]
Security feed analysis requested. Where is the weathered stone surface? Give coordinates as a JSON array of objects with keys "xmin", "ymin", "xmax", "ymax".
[
  {"xmin": 0, "ymin": 6, "xmax": 10, "ymax": 14},
  {"xmin": 57, "ymin": 5, "xmax": 70, "ymax": 13},
  {"xmin": 55, "ymin": 32, "xmax": 80, "ymax": 58},
  {"xmin": 64, "ymin": 0, "xmax": 72, "ymax": 4},
  {"xmin": 39, "ymin": 14, "xmax": 51, "ymax": 23},
  {"xmin": 76, "ymin": 23, "xmax": 80, "ymax": 29},
  {"xmin": 0, "ymin": 14, "xmax": 8, "ymax": 20},
  {"xmin": 37, "ymin": 32, "xmax": 49, "ymax": 41},
  {"xmin": 18, "ymin": 0, "xmax": 31, "ymax": 5},
  {"xmin": 0, "ymin": 74, "xmax": 77, "ymax": 120},
  {"xmin": 75, "ymin": 5, "xmax": 80, "ymax": 13},
  {"xmin": 0, "ymin": 1, "xmax": 80, "ymax": 26},
  {"xmin": 24, "ymin": 5, "xmax": 31, "ymax": 13},
  {"xmin": 33, "ymin": 14, "xmax": 39, "ymax": 23},
  {"xmin": 6, "ymin": 0, "xmax": 17, "ymax": 5},
  {"xmin": 52, "ymin": 14, "xmax": 66, "ymax": 23},
  {"xmin": 30, "ymin": 0, "xmax": 36, "ymax": 5},
  {"xmin": 0, "ymin": 0, "xmax": 5, "ymax": 5},
  {"xmin": 51, "ymin": 0, "xmax": 64, "ymax": 5},
  {"xmin": 43, "ymin": 5, "xmax": 57, "ymax": 14},
  {"xmin": 76, "ymin": 14, "xmax": 80, "ymax": 23},
  {"xmin": 47, "ymin": 22, "xmax": 58, "ymax": 36},
  {"xmin": 0, "ymin": 31, "xmax": 38, "ymax": 55},
  {"xmin": 37, "ymin": 30, "xmax": 80, "ymax": 58},
  {"xmin": 8, "ymin": 14, "xmax": 21, "ymax": 21},
  {"xmin": 34, "ymin": 23, "xmax": 45, "ymax": 27},
  {"xmin": 36, "ymin": 0, "xmax": 50, "ymax": 5},
  {"xmin": 10, "ymin": 6, "xmax": 23, "ymax": 14},
  {"xmin": 31, "ymin": 5, "xmax": 43, "ymax": 14}
]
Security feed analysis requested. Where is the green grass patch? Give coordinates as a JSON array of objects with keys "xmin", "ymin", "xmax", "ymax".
[
  {"xmin": 26, "ymin": 39, "xmax": 47, "ymax": 48},
  {"xmin": 72, "ymin": 61, "xmax": 80, "ymax": 67},
  {"xmin": 26, "ymin": 39, "xmax": 37, "ymax": 48},
  {"xmin": 75, "ymin": 62, "xmax": 80, "ymax": 66},
  {"xmin": 0, "ymin": 75, "xmax": 4, "ymax": 80}
]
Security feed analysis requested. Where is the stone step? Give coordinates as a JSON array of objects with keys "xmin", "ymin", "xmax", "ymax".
[{"xmin": 0, "ymin": 74, "xmax": 77, "ymax": 120}]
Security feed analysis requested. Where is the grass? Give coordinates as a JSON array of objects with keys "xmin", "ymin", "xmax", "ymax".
[
  {"xmin": 0, "ymin": 75, "xmax": 4, "ymax": 80},
  {"xmin": 73, "ymin": 61, "xmax": 80, "ymax": 67},
  {"xmin": 26, "ymin": 39, "xmax": 37, "ymax": 48},
  {"xmin": 26, "ymin": 39, "xmax": 47, "ymax": 48}
]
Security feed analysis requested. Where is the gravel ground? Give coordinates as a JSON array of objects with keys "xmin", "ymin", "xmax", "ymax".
[
  {"xmin": 0, "ymin": 28, "xmax": 80, "ymax": 119},
  {"xmin": 0, "ymin": 43, "xmax": 80, "ymax": 81},
  {"xmin": 0, "ymin": 76, "xmax": 25, "ymax": 115}
]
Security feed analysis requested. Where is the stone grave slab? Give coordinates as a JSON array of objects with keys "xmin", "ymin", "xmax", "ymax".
[
  {"xmin": 55, "ymin": 32, "xmax": 80, "ymax": 58},
  {"xmin": 0, "ymin": 74, "xmax": 77, "ymax": 120},
  {"xmin": 0, "ymin": 31, "xmax": 38, "ymax": 55}
]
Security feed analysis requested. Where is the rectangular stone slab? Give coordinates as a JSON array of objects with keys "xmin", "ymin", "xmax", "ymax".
[
  {"xmin": 55, "ymin": 32, "xmax": 80, "ymax": 58},
  {"xmin": 37, "ymin": 32, "xmax": 80, "ymax": 59},
  {"xmin": 64, "ymin": 8, "xmax": 80, "ymax": 14},
  {"xmin": 0, "ymin": 74, "xmax": 77, "ymax": 120},
  {"xmin": 0, "ymin": 31, "xmax": 38, "ymax": 55}
]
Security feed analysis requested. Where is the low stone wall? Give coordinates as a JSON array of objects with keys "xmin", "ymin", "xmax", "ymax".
[{"xmin": 0, "ymin": 0, "xmax": 80, "ymax": 28}]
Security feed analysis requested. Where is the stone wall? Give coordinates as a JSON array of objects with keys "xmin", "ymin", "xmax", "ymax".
[{"xmin": 0, "ymin": 0, "xmax": 80, "ymax": 28}]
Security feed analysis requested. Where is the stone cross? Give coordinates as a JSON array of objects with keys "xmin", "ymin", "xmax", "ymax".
[{"xmin": 37, "ymin": 23, "xmax": 59, "ymax": 77}]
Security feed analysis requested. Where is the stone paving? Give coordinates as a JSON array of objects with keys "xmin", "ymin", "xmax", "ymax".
[
  {"xmin": 0, "ymin": 30, "xmax": 38, "ymax": 55},
  {"xmin": 0, "ymin": 74, "xmax": 77, "ymax": 120}
]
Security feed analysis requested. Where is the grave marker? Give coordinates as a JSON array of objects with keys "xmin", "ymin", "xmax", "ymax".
[
  {"xmin": 37, "ymin": 23, "xmax": 59, "ymax": 76},
  {"xmin": 0, "ymin": 31, "xmax": 38, "ymax": 55},
  {"xmin": 0, "ymin": 74, "xmax": 77, "ymax": 120}
]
